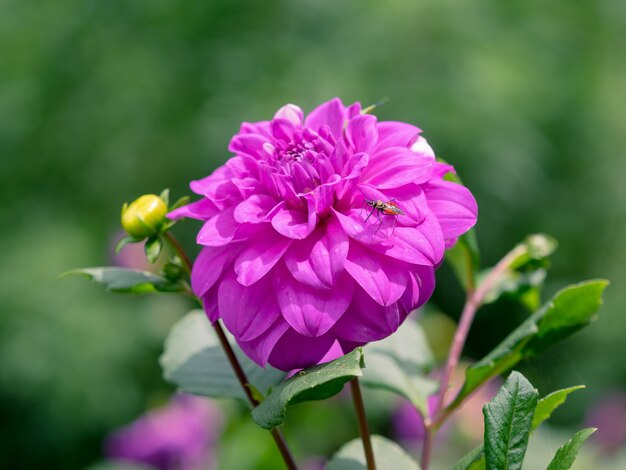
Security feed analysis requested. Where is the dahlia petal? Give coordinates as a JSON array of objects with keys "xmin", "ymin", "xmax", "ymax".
[
  {"xmin": 229, "ymin": 134, "xmax": 271, "ymax": 160},
  {"xmin": 423, "ymin": 180, "xmax": 478, "ymax": 240},
  {"xmin": 399, "ymin": 266, "xmax": 436, "ymax": 313},
  {"xmin": 276, "ymin": 266, "xmax": 353, "ymax": 337},
  {"xmin": 303, "ymin": 174, "xmax": 340, "ymax": 217},
  {"xmin": 284, "ymin": 235, "xmax": 326, "ymax": 290},
  {"xmin": 273, "ymin": 104, "xmax": 304, "ymax": 126},
  {"xmin": 234, "ymin": 230, "xmax": 292, "ymax": 286},
  {"xmin": 234, "ymin": 194, "xmax": 282, "ymax": 224},
  {"xmin": 271, "ymin": 206, "xmax": 315, "ymax": 239},
  {"xmin": 361, "ymin": 147, "xmax": 433, "ymax": 189},
  {"xmin": 329, "ymin": 139, "xmax": 351, "ymax": 174},
  {"xmin": 346, "ymin": 101, "xmax": 362, "ymax": 119},
  {"xmin": 374, "ymin": 121, "xmax": 421, "ymax": 151},
  {"xmin": 335, "ymin": 152, "xmax": 370, "ymax": 201},
  {"xmin": 197, "ymin": 207, "xmax": 239, "ymax": 247},
  {"xmin": 238, "ymin": 316, "xmax": 291, "ymax": 367},
  {"xmin": 311, "ymin": 216, "xmax": 349, "ymax": 286},
  {"xmin": 430, "ymin": 163, "xmax": 455, "ymax": 181},
  {"xmin": 191, "ymin": 245, "xmax": 242, "ymax": 297},
  {"xmin": 190, "ymin": 168, "xmax": 240, "ymax": 204},
  {"xmin": 239, "ymin": 121, "xmax": 272, "ymax": 138},
  {"xmin": 346, "ymin": 114, "xmax": 378, "ymax": 154},
  {"xmin": 267, "ymin": 328, "xmax": 337, "ymax": 371},
  {"xmin": 226, "ymin": 155, "xmax": 260, "ymax": 176},
  {"xmin": 304, "ymin": 97, "xmax": 346, "ymax": 141},
  {"xmin": 315, "ymin": 155, "xmax": 335, "ymax": 183},
  {"xmin": 332, "ymin": 286, "xmax": 401, "ymax": 343},
  {"xmin": 270, "ymin": 118, "xmax": 297, "ymax": 142},
  {"xmin": 384, "ymin": 211, "xmax": 445, "ymax": 265},
  {"xmin": 189, "ymin": 165, "xmax": 232, "ymax": 194},
  {"xmin": 331, "ymin": 208, "xmax": 394, "ymax": 248},
  {"xmin": 167, "ymin": 198, "xmax": 219, "ymax": 221},
  {"xmin": 343, "ymin": 241, "xmax": 408, "ymax": 306},
  {"xmin": 218, "ymin": 271, "xmax": 281, "ymax": 342},
  {"xmin": 410, "ymin": 136, "xmax": 435, "ymax": 160},
  {"xmin": 231, "ymin": 178, "xmax": 263, "ymax": 200},
  {"xmin": 201, "ymin": 286, "xmax": 220, "ymax": 322},
  {"xmin": 283, "ymin": 219, "xmax": 347, "ymax": 290}
]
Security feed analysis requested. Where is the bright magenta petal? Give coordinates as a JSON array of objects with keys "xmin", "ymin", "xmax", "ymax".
[
  {"xmin": 276, "ymin": 266, "xmax": 353, "ymax": 337},
  {"xmin": 218, "ymin": 271, "xmax": 281, "ymax": 342},
  {"xmin": 344, "ymin": 241, "xmax": 408, "ymax": 306}
]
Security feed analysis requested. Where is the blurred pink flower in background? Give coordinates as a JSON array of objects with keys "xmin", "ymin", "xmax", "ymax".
[
  {"xmin": 109, "ymin": 232, "xmax": 153, "ymax": 271},
  {"xmin": 105, "ymin": 394, "xmax": 223, "ymax": 470},
  {"xmin": 170, "ymin": 98, "xmax": 477, "ymax": 371},
  {"xmin": 585, "ymin": 390, "xmax": 626, "ymax": 454}
]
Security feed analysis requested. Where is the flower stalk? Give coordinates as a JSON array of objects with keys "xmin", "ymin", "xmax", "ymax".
[
  {"xmin": 213, "ymin": 319, "xmax": 298, "ymax": 470},
  {"xmin": 420, "ymin": 244, "xmax": 526, "ymax": 470},
  {"xmin": 163, "ymin": 232, "xmax": 298, "ymax": 470},
  {"xmin": 350, "ymin": 377, "xmax": 376, "ymax": 470}
]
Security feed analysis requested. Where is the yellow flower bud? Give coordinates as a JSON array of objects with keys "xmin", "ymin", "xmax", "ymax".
[{"xmin": 121, "ymin": 194, "xmax": 167, "ymax": 238}]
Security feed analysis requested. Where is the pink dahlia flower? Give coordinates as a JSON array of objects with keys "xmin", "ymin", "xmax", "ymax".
[{"xmin": 170, "ymin": 98, "xmax": 477, "ymax": 371}]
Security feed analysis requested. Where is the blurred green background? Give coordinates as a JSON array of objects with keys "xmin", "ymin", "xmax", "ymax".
[{"xmin": 1, "ymin": 0, "xmax": 625, "ymax": 468}]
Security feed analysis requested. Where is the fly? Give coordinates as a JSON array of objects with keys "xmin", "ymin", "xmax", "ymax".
[{"xmin": 363, "ymin": 198, "xmax": 404, "ymax": 232}]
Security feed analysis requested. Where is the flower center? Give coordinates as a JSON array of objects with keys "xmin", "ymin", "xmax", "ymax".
[{"xmin": 275, "ymin": 130, "xmax": 324, "ymax": 164}]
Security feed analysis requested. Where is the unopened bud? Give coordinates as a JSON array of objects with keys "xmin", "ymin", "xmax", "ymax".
[{"xmin": 121, "ymin": 194, "xmax": 167, "ymax": 238}]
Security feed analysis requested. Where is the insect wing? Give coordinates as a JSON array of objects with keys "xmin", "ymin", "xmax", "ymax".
[{"xmin": 383, "ymin": 203, "xmax": 404, "ymax": 215}]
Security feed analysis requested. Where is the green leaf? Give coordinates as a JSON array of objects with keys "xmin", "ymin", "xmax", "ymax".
[
  {"xmin": 360, "ymin": 320, "xmax": 438, "ymax": 415},
  {"xmin": 61, "ymin": 267, "xmax": 187, "ymax": 293},
  {"xmin": 144, "ymin": 236, "xmax": 163, "ymax": 263},
  {"xmin": 481, "ymin": 234, "xmax": 557, "ymax": 310},
  {"xmin": 114, "ymin": 235, "xmax": 143, "ymax": 254},
  {"xmin": 445, "ymin": 230, "xmax": 481, "ymax": 293},
  {"xmin": 251, "ymin": 348, "xmax": 364, "ymax": 430},
  {"xmin": 449, "ymin": 280, "xmax": 607, "ymax": 408},
  {"xmin": 532, "ymin": 385, "xmax": 585, "ymax": 430},
  {"xmin": 483, "ymin": 371, "xmax": 538, "ymax": 470},
  {"xmin": 453, "ymin": 384, "xmax": 586, "ymax": 470},
  {"xmin": 327, "ymin": 435, "xmax": 421, "ymax": 470},
  {"xmin": 159, "ymin": 188, "xmax": 170, "ymax": 206},
  {"xmin": 160, "ymin": 311, "xmax": 285, "ymax": 404},
  {"xmin": 546, "ymin": 427, "xmax": 596, "ymax": 470},
  {"xmin": 441, "ymin": 162, "xmax": 481, "ymax": 292},
  {"xmin": 453, "ymin": 445, "xmax": 485, "ymax": 470}
]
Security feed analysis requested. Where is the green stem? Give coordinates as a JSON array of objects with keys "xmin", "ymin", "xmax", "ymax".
[
  {"xmin": 163, "ymin": 232, "xmax": 193, "ymax": 275},
  {"xmin": 350, "ymin": 378, "xmax": 376, "ymax": 470}
]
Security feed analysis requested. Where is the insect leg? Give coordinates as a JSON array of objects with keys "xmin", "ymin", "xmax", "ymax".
[
  {"xmin": 365, "ymin": 207, "xmax": 375, "ymax": 222},
  {"xmin": 375, "ymin": 209, "xmax": 383, "ymax": 233}
]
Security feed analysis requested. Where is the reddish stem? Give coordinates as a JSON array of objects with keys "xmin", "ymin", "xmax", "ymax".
[
  {"xmin": 420, "ymin": 245, "xmax": 525, "ymax": 470},
  {"xmin": 350, "ymin": 378, "xmax": 376, "ymax": 470}
]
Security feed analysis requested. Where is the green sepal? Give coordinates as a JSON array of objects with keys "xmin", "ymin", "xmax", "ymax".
[
  {"xmin": 115, "ymin": 235, "xmax": 143, "ymax": 254},
  {"xmin": 159, "ymin": 188, "xmax": 170, "ymax": 207},
  {"xmin": 169, "ymin": 195, "xmax": 191, "ymax": 212},
  {"xmin": 145, "ymin": 236, "xmax": 163, "ymax": 263}
]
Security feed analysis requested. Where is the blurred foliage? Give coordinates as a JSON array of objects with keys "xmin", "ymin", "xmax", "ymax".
[{"xmin": 1, "ymin": 0, "xmax": 625, "ymax": 468}]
